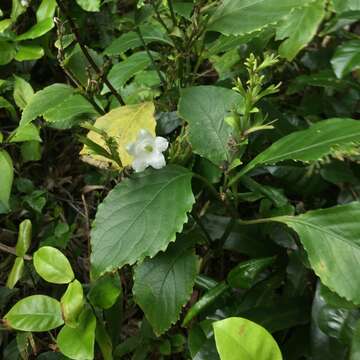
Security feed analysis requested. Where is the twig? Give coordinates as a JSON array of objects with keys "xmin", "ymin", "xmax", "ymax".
[
  {"xmin": 55, "ymin": 0, "xmax": 125, "ymax": 105},
  {"xmin": 0, "ymin": 242, "xmax": 32, "ymax": 260}
]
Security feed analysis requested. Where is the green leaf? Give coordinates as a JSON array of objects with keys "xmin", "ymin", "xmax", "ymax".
[
  {"xmin": 20, "ymin": 83, "xmax": 75, "ymax": 127},
  {"xmin": 0, "ymin": 150, "xmax": 13, "ymax": 214},
  {"xmin": 57, "ymin": 307, "xmax": 96, "ymax": 360},
  {"xmin": 213, "ymin": 317, "xmax": 283, "ymax": 360},
  {"xmin": 95, "ymin": 320, "xmax": 113, "ymax": 360},
  {"xmin": 88, "ymin": 274, "xmax": 122, "ymax": 310},
  {"xmin": 332, "ymin": 0, "xmax": 360, "ymax": 12},
  {"xmin": 36, "ymin": 0, "xmax": 57, "ymax": 22},
  {"xmin": 6, "ymin": 257, "xmax": 24, "ymax": 289},
  {"xmin": 350, "ymin": 321, "xmax": 360, "ymax": 359},
  {"xmin": 274, "ymin": 203, "xmax": 360, "ymax": 304},
  {"xmin": 9, "ymin": 123, "xmax": 41, "ymax": 143},
  {"xmin": 207, "ymin": 0, "xmax": 314, "ymax": 36},
  {"xmin": 4, "ymin": 295, "xmax": 64, "ymax": 331},
  {"xmin": 102, "ymin": 52, "xmax": 154, "ymax": 94},
  {"xmin": 13, "ymin": 75, "xmax": 34, "ymax": 110},
  {"xmin": 33, "ymin": 246, "xmax": 75, "ymax": 284},
  {"xmin": 14, "ymin": 44, "xmax": 44, "ymax": 62},
  {"xmin": 178, "ymin": 86, "xmax": 242, "ymax": 165},
  {"xmin": 11, "ymin": 0, "xmax": 26, "ymax": 22},
  {"xmin": 0, "ymin": 41, "xmax": 16, "ymax": 65},
  {"xmin": 21, "ymin": 141, "xmax": 42, "ymax": 162},
  {"xmin": 75, "ymin": 0, "xmax": 101, "ymax": 12},
  {"xmin": 276, "ymin": 0, "xmax": 325, "ymax": 61},
  {"xmin": 235, "ymin": 118, "xmax": 360, "ymax": 179},
  {"xmin": 15, "ymin": 219, "xmax": 32, "ymax": 257},
  {"xmin": 331, "ymin": 40, "xmax": 360, "ymax": 78},
  {"xmin": 133, "ymin": 239, "xmax": 198, "ymax": 335},
  {"xmin": 104, "ymin": 24, "xmax": 172, "ymax": 55},
  {"xmin": 90, "ymin": 165, "xmax": 194, "ymax": 279},
  {"xmin": 61, "ymin": 280, "xmax": 84, "ymax": 327},
  {"xmin": 0, "ymin": 19, "xmax": 12, "ymax": 33},
  {"xmin": 16, "ymin": 18, "xmax": 54, "ymax": 41}
]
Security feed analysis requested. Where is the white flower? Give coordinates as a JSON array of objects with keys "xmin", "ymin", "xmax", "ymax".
[{"xmin": 126, "ymin": 129, "xmax": 168, "ymax": 172}]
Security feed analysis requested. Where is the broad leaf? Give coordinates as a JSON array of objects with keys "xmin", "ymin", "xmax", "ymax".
[
  {"xmin": 4, "ymin": 295, "xmax": 64, "ymax": 331},
  {"xmin": 75, "ymin": 0, "xmax": 101, "ymax": 12},
  {"xmin": 235, "ymin": 118, "xmax": 360, "ymax": 179},
  {"xmin": 61, "ymin": 280, "xmax": 84, "ymax": 327},
  {"xmin": 90, "ymin": 165, "xmax": 194, "ymax": 279},
  {"xmin": 133, "ymin": 239, "xmax": 198, "ymax": 335},
  {"xmin": 274, "ymin": 203, "xmax": 360, "ymax": 304},
  {"xmin": 213, "ymin": 317, "xmax": 282, "ymax": 360},
  {"xmin": 102, "ymin": 52, "xmax": 154, "ymax": 94},
  {"xmin": 14, "ymin": 45, "xmax": 45, "ymax": 62},
  {"xmin": 16, "ymin": 18, "xmax": 54, "ymax": 41},
  {"xmin": 0, "ymin": 150, "xmax": 13, "ymax": 214},
  {"xmin": 81, "ymin": 102, "xmax": 156, "ymax": 169},
  {"xmin": 207, "ymin": 0, "xmax": 314, "ymax": 35},
  {"xmin": 332, "ymin": 0, "xmax": 360, "ymax": 12},
  {"xmin": 13, "ymin": 75, "xmax": 34, "ymax": 110},
  {"xmin": 36, "ymin": 0, "xmax": 57, "ymax": 22},
  {"xmin": 33, "ymin": 246, "xmax": 74, "ymax": 284},
  {"xmin": 57, "ymin": 307, "xmax": 96, "ymax": 360},
  {"xmin": 178, "ymin": 86, "xmax": 242, "ymax": 165},
  {"xmin": 9, "ymin": 123, "xmax": 41, "ymax": 143},
  {"xmin": 331, "ymin": 40, "xmax": 360, "ymax": 78},
  {"xmin": 276, "ymin": 0, "xmax": 325, "ymax": 61}
]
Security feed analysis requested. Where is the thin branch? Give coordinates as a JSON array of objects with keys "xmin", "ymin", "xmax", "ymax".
[
  {"xmin": 0, "ymin": 243, "xmax": 32, "ymax": 260},
  {"xmin": 55, "ymin": 0, "xmax": 125, "ymax": 105}
]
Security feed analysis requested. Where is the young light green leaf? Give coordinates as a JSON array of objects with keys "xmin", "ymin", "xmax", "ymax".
[
  {"xmin": 102, "ymin": 52, "xmax": 154, "ymax": 94},
  {"xmin": 0, "ymin": 150, "xmax": 14, "ymax": 214},
  {"xmin": 15, "ymin": 219, "xmax": 32, "ymax": 257},
  {"xmin": 61, "ymin": 280, "xmax": 84, "ymax": 328},
  {"xmin": 57, "ymin": 307, "xmax": 96, "ymax": 360},
  {"xmin": 4, "ymin": 295, "xmax": 64, "ymax": 331},
  {"xmin": 13, "ymin": 75, "xmax": 34, "ymax": 110},
  {"xmin": 213, "ymin": 317, "xmax": 283, "ymax": 360},
  {"xmin": 20, "ymin": 84, "xmax": 75, "ymax": 126},
  {"xmin": 178, "ymin": 86, "xmax": 242, "ymax": 165},
  {"xmin": 276, "ymin": 0, "xmax": 325, "ymax": 61},
  {"xmin": 6, "ymin": 257, "xmax": 24, "ymax": 289},
  {"xmin": 90, "ymin": 165, "xmax": 194, "ymax": 279},
  {"xmin": 36, "ymin": 0, "xmax": 57, "ymax": 22},
  {"xmin": 331, "ymin": 40, "xmax": 360, "ymax": 78},
  {"xmin": 232, "ymin": 118, "xmax": 360, "ymax": 181},
  {"xmin": 33, "ymin": 246, "xmax": 74, "ymax": 284},
  {"xmin": 133, "ymin": 239, "xmax": 198, "ymax": 335},
  {"xmin": 14, "ymin": 45, "xmax": 44, "ymax": 62},
  {"xmin": 75, "ymin": 0, "xmax": 101, "ymax": 12},
  {"xmin": 274, "ymin": 202, "xmax": 360, "ymax": 305},
  {"xmin": 88, "ymin": 274, "xmax": 122, "ymax": 310},
  {"xmin": 16, "ymin": 18, "xmax": 54, "ymax": 41},
  {"xmin": 207, "ymin": 0, "xmax": 314, "ymax": 36},
  {"xmin": 0, "ymin": 19, "xmax": 12, "ymax": 33}
]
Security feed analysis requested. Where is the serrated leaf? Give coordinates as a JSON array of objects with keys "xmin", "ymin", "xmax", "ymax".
[
  {"xmin": 61, "ymin": 280, "xmax": 84, "ymax": 327},
  {"xmin": 276, "ymin": 0, "xmax": 325, "ymax": 61},
  {"xmin": 331, "ymin": 40, "xmax": 360, "ymax": 78},
  {"xmin": 207, "ymin": 0, "xmax": 314, "ymax": 36},
  {"xmin": 0, "ymin": 150, "xmax": 13, "ymax": 214},
  {"xmin": 57, "ymin": 307, "xmax": 96, "ymax": 360},
  {"xmin": 80, "ymin": 102, "xmax": 156, "ymax": 169},
  {"xmin": 4, "ymin": 295, "xmax": 64, "ymax": 331},
  {"xmin": 16, "ymin": 18, "xmax": 54, "ymax": 41},
  {"xmin": 90, "ymin": 165, "xmax": 194, "ymax": 279},
  {"xmin": 178, "ymin": 86, "xmax": 242, "ymax": 165},
  {"xmin": 235, "ymin": 118, "xmax": 360, "ymax": 179},
  {"xmin": 133, "ymin": 239, "xmax": 198, "ymax": 335},
  {"xmin": 213, "ymin": 317, "xmax": 283, "ymax": 360},
  {"xmin": 273, "ymin": 203, "xmax": 360, "ymax": 305},
  {"xmin": 33, "ymin": 246, "xmax": 74, "ymax": 284}
]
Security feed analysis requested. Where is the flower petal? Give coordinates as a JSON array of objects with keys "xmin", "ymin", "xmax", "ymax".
[
  {"xmin": 154, "ymin": 136, "xmax": 169, "ymax": 152},
  {"xmin": 148, "ymin": 152, "xmax": 166, "ymax": 170},
  {"xmin": 132, "ymin": 157, "xmax": 148, "ymax": 172},
  {"xmin": 138, "ymin": 129, "xmax": 154, "ymax": 142}
]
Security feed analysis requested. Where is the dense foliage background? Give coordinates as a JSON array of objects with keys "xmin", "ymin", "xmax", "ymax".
[{"xmin": 1, "ymin": 0, "xmax": 360, "ymax": 359}]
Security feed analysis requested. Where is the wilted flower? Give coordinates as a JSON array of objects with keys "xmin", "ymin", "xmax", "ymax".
[{"xmin": 126, "ymin": 129, "xmax": 168, "ymax": 172}]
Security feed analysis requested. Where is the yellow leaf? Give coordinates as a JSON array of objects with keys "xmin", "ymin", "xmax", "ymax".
[{"xmin": 80, "ymin": 102, "xmax": 156, "ymax": 169}]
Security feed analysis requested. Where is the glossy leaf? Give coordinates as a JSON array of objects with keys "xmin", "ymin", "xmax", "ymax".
[
  {"xmin": 0, "ymin": 150, "xmax": 13, "ymax": 214},
  {"xmin": 14, "ymin": 45, "xmax": 44, "ymax": 62},
  {"xmin": 235, "ymin": 118, "xmax": 360, "ymax": 179},
  {"xmin": 57, "ymin": 307, "xmax": 96, "ymax": 360},
  {"xmin": 15, "ymin": 219, "xmax": 32, "ymax": 257},
  {"xmin": 81, "ymin": 102, "xmax": 156, "ymax": 169},
  {"xmin": 90, "ymin": 165, "xmax": 194, "ymax": 279},
  {"xmin": 274, "ymin": 203, "xmax": 360, "ymax": 304},
  {"xmin": 276, "ymin": 0, "xmax": 325, "ymax": 61},
  {"xmin": 133, "ymin": 239, "xmax": 198, "ymax": 335},
  {"xmin": 6, "ymin": 257, "xmax": 24, "ymax": 289},
  {"xmin": 213, "ymin": 317, "xmax": 283, "ymax": 360},
  {"xmin": 33, "ymin": 246, "xmax": 74, "ymax": 284},
  {"xmin": 16, "ymin": 18, "xmax": 54, "ymax": 41},
  {"xmin": 178, "ymin": 86, "xmax": 242, "ymax": 165},
  {"xmin": 13, "ymin": 75, "xmax": 34, "ymax": 110},
  {"xmin": 207, "ymin": 0, "xmax": 314, "ymax": 35},
  {"xmin": 88, "ymin": 274, "xmax": 122, "ymax": 309},
  {"xmin": 0, "ymin": 41, "xmax": 16, "ymax": 65},
  {"xmin": 4, "ymin": 295, "xmax": 64, "ymax": 331},
  {"xmin": 36, "ymin": 0, "xmax": 57, "ymax": 22},
  {"xmin": 331, "ymin": 40, "xmax": 360, "ymax": 78},
  {"xmin": 61, "ymin": 280, "xmax": 84, "ymax": 327}
]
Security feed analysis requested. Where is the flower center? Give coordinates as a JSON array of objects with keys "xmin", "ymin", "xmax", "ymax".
[{"xmin": 144, "ymin": 145, "xmax": 153, "ymax": 153}]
